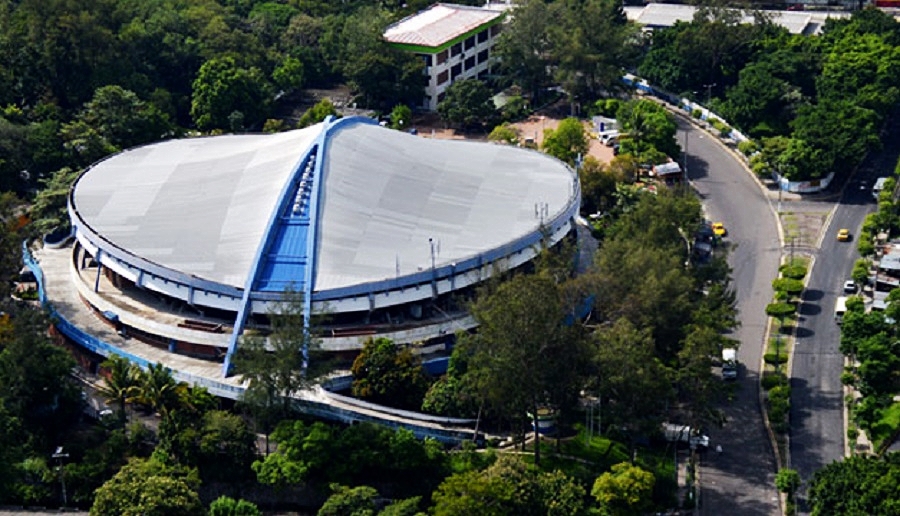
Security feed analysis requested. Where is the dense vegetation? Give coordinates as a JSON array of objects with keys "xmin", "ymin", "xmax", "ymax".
[
  {"xmin": 2, "ymin": 0, "xmax": 898, "ymax": 512},
  {"xmin": 807, "ymin": 453, "xmax": 900, "ymax": 515},
  {"xmin": 640, "ymin": 7, "xmax": 900, "ymax": 182},
  {"xmin": 839, "ymin": 157, "xmax": 900, "ymax": 452}
]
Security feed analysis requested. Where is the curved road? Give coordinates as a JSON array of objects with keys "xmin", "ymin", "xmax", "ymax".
[{"xmin": 680, "ymin": 119, "xmax": 782, "ymax": 516}]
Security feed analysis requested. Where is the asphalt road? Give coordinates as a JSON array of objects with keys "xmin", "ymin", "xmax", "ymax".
[
  {"xmin": 681, "ymin": 120, "xmax": 782, "ymax": 516},
  {"xmin": 791, "ymin": 114, "xmax": 900, "ymax": 511}
]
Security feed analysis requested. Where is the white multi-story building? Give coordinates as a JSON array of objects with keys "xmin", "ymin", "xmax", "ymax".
[{"xmin": 384, "ymin": 3, "xmax": 507, "ymax": 112}]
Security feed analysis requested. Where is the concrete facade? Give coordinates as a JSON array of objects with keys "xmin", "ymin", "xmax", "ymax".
[{"xmin": 384, "ymin": 3, "xmax": 507, "ymax": 111}]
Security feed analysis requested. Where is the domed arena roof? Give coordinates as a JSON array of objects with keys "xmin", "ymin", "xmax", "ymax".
[{"xmin": 70, "ymin": 117, "xmax": 579, "ymax": 310}]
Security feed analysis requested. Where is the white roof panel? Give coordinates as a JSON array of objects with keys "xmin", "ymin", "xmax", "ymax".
[
  {"xmin": 625, "ymin": 3, "xmax": 850, "ymax": 35},
  {"xmin": 384, "ymin": 3, "xmax": 503, "ymax": 48},
  {"xmin": 72, "ymin": 126, "xmax": 324, "ymax": 288},
  {"xmin": 316, "ymin": 123, "xmax": 576, "ymax": 291}
]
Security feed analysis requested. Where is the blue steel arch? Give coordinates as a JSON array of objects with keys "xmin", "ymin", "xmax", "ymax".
[{"xmin": 222, "ymin": 116, "xmax": 379, "ymax": 375}]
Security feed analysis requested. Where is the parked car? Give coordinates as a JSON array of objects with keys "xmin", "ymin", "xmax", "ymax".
[
  {"xmin": 712, "ymin": 222, "xmax": 727, "ymax": 237},
  {"xmin": 843, "ymin": 280, "xmax": 857, "ymax": 294}
]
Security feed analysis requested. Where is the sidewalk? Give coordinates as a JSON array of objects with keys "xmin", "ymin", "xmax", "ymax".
[{"xmin": 677, "ymin": 450, "xmax": 699, "ymax": 514}]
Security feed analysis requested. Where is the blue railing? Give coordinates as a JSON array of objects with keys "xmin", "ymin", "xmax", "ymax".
[
  {"xmin": 22, "ymin": 241, "xmax": 478, "ymax": 442},
  {"xmin": 23, "ymin": 241, "xmax": 243, "ymax": 399}
]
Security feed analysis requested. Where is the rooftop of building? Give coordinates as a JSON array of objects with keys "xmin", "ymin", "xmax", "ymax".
[
  {"xmin": 624, "ymin": 3, "xmax": 851, "ymax": 35},
  {"xmin": 383, "ymin": 3, "xmax": 505, "ymax": 48},
  {"xmin": 70, "ymin": 117, "xmax": 577, "ymax": 297}
]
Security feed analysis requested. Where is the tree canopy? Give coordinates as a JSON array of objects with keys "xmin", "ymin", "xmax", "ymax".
[
  {"xmin": 90, "ymin": 457, "xmax": 203, "ymax": 516},
  {"xmin": 808, "ymin": 454, "xmax": 900, "ymax": 515}
]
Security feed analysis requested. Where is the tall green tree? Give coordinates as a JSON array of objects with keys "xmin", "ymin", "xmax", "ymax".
[
  {"xmin": 615, "ymin": 99, "xmax": 680, "ymax": 164},
  {"xmin": 591, "ymin": 318, "xmax": 672, "ymax": 441},
  {"xmin": 808, "ymin": 454, "xmax": 900, "ymax": 515},
  {"xmin": 638, "ymin": 11, "xmax": 778, "ymax": 99},
  {"xmin": 90, "ymin": 457, "xmax": 203, "ymax": 516},
  {"xmin": 431, "ymin": 455, "xmax": 586, "ymax": 516},
  {"xmin": 235, "ymin": 288, "xmax": 328, "ymax": 454},
  {"xmin": 61, "ymin": 85, "xmax": 172, "ymax": 165},
  {"xmin": 591, "ymin": 462, "xmax": 656, "ymax": 516},
  {"xmin": 494, "ymin": 0, "xmax": 555, "ymax": 103},
  {"xmin": 351, "ymin": 337, "xmax": 430, "ymax": 410},
  {"xmin": 551, "ymin": 0, "xmax": 641, "ymax": 107},
  {"xmin": 436, "ymin": 79, "xmax": 496, "ymax": 130},
  {"xmin": 95, "ymin": 354, "xmax": 141, "ymax": 427},
  {"xmin": 462, "ymin": 273, "xmax": 584, "ymax": 465},
  {"xmin": 0, "ymin": 307, "xmax": 81, "ymax": 447},
  {"xmin": 187, "ymin": 411, "xmax": 257, "ymax": 484},
  {"xmin": 191, "ymin": 56, "xmax": 271, "ymax": 131},
  {"xmin": 30, "ymin": 167, "xmax": 82, "ymax": 235},
  {"xmin": 590, "ymin": 205, "xmax": 698, "ymax": 359},
  {"xmin": 541, "ymin": 117, "xmax": 588, "ymax": 166},
  {"xmin": 132, "ymin": 363, "xmax": 180, "ymax": 421},
  {"xmin": 317, "ymin": 484, "xmax": 378, "ymax": 516}
]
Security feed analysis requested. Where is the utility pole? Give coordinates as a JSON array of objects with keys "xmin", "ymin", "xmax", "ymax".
[
  {"xmin": 52, "ymin": 446, "xmax": 69, "ymax": 508},
  {"xmin": 704, "ymin": 83, "xmax": 717, "ymax": 105},
  {"xmin": 777, "ymin": 184, "xmax": 783, "ymax": 214}
]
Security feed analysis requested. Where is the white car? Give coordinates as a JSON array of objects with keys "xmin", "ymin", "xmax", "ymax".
[{"xmin": 843, "ymin": 280, "xmax": 857, "ymax": 294}]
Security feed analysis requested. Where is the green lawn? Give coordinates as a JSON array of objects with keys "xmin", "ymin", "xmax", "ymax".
[{"xmin": 869, "ymin": 401, "xmax": 900, "ymax": 451}]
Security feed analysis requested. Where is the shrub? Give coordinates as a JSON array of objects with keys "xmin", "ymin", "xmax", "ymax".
[
  {"xmin": 710, "ymin": 118, "xmax": 732, "ymax": 137},
  {"xmin": 762, "ymin": 372, "xmax": 788, "ymax": 390},
  {"xmin": 594, "ymin": 98, "xmax": 622, "ymax": 118},
  {"xmin": 766, "ymin": 302, "xmax": 796, "ymax": 318},
  {"xmin": 779, "ymin": 264, "xmax": 807, "ymax": 280},
  {"xmin": 262, "ymin": 118, "xmax": 287, "ymax": 133},
  {"xmin": 857, "ymin": 238, "xmax": 875, "ymax": 257},
  {"xmin": 500, "ymin": 96, "xmax": 529, "ymax": 122},
  {"xmin": 841, "ymin": 371, "xmax": 856, "ymax": 386},
  {"xmin": 488, "ymin": 122, "xmax": 519, "ymax": 145},
  {"xmin": 298, "ymin": 98, "xmax": 339, "ymax": 128},
  {"xmin": 764, "ymin": 353, "xmax": 788, "ymax": 366},
  {"xmin": 691, "ymin": 108, "xmax": 703, "ymax": 119},
  {"xmin": 768, "ymin": 385, "xmax": 791, "ymax": 417},
  {"xmin": 750, "ymin": 153, "xmax": 770, "ymax": 177},
  {"xmin": 737, "ymin": 139, "xmax": 758, "ymax": 156},
  {"xmin": 772, "ymin": 277, "xmax": 804, "ymax": 296},
  {"xmin": 785, "ymin": 499, "xmax": 796, "ymax": 516}
]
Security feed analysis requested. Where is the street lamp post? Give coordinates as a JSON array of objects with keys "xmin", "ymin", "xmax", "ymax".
[
  {"xmin": 704, "ymin": 83, "xmax": 717, "ymax": 106},
  {"xmin": 676, "ymin": 226, "xmax": 692, "ymax": 267},
  {"xmin": 52, "ymin": 446, "xmax": 69, "ymax": 508}
]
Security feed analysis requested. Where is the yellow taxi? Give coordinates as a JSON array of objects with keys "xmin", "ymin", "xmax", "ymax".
[
  {"xmin": 712, "ymin": 222, "xmax": 727, "ymax": 237},
  {"xmin": 837, "ymin": 228, "xmax": 851, "ymax": 242}
]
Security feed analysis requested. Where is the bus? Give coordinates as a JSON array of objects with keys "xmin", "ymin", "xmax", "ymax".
[{"xmin": 835, "ymin": 296, "xmax": 848, "ymax": 324}]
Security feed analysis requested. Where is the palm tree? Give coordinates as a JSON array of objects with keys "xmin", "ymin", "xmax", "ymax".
[
  {"xmin": 96, "ymin": 355, "xmax": 140, "ymax": 426},
  {"xmin": 133, "ymin": 362, "xmax": 180, "ymax": 421}
]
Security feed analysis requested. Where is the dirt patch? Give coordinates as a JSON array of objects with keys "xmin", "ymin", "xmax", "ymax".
[
  {"xmin": 410, "ymin": 112, "xmax": 616, "ymax": 163},
  {"xmin": 779, "ymin": 211, "xmax": 830, "ymax": 248}
]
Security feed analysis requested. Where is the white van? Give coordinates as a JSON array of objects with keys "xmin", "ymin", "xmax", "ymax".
[
  {"xmin": 662, "ymin": 423, "xmax": 709, "ymax": 449},
  {"xmin": 873, "ymin": 177, "xmax": 888, "ymax": 200},
  {"xmin": 722, "ymin": 348, "xmax": 738, "ymax": 380},
  {"xmin": 835, "ymin": 296, "xmax": 848, "ymax": 324},
  {"xmin": 599, "ymin": 130, "xmax": 619, "ymax": 145}
]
